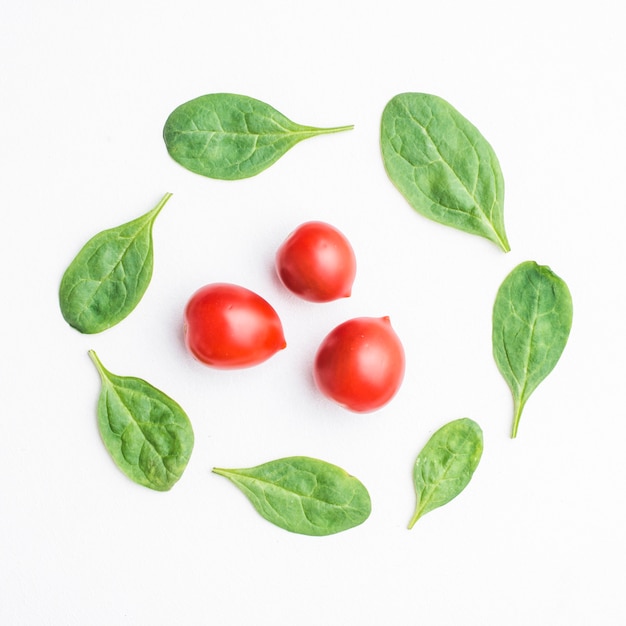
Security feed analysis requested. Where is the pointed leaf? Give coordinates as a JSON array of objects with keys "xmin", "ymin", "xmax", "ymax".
[
  {"xmin": 213, "ymin": 456, "xmax": 371, "ymax": 536},
  {"xmin": 409, "ymin": 418, "xmax": 483, "ymax": 528},
  {"xmin": 163, "ymin": 93, "xmax": 353, "ymax": 180},
  {"xmin": 89, "ymin": 350, "xmax": 194, "ymax": 491},
  {"xmin": 381, "ymin": 93, "xmax": 510, "ymax": 251},
  {"xmin": 59, "ymin": 193, "xmax": 171, "ymax": 333},
  {"xmin": 492, "ymin": 261, "xmax": 573, "ymax": 437}
]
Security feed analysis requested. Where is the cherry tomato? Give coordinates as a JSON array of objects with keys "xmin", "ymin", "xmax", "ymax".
[
  {"xmin": 275, "ymin": 221, "xmax": 356, "ymax": 302},
  {"xmin": 313, "ymin": 316, "xmax": 405, "ymax": 412},
  {"xmin": 184, "ymin": 283, "xmax": 286, "ymax": 369}
]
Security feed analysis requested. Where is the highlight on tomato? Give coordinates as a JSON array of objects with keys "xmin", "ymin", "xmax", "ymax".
[
  {"xmin": 275, "ymin": 221, "xmax": 356, "ymax": 302},
  {"xmin": 184, "ymin": 283, "xmax": 286, "ymax": 369},
  {"xmin": 313, "ymin": 316, "xmax": 405, "ymax": 413}
]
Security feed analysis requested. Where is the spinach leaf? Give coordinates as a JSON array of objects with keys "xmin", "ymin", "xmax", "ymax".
[
  {"xmin": 492, "ymin": 261, "xmax": 573, "ymax": 438},
  {"xmin": 163, "ymin": 93, "xmax": 353, "ymax": 180},
  {"xmin": 89, "ymin": 350, "xmax": 194, "ymax": 491},
  {"xmin": 409, "ymin": 418, "xmax": 483, "ymax": 529},
  {"xmin": 213, "ymin": 456, "xmax": 371, "ymax": 536},
  {"xmin": 59, "ymin": 193, "xmax": 171, "ymax": 334},
  {"xmin": 380, "ymin": 93, "xmax": 510, "ymax": 251}
]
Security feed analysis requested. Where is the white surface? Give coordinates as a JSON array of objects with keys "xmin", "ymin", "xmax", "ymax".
[{"xmin": 2, "ymin": 1, "xmax": 625, "ymax": 624}]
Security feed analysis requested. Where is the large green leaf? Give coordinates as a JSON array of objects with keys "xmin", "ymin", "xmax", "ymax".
[
  {"xmin": 492, "ymin": 261, "xmax": 573, "ymax": 437},
  {"xmin": 163, "ymin": 93, "xmax": 353, "ymax": 180},
  {"xmin": 213, "ymin": 456, "xmax": 371, "ymax": 536},
  {"xmin": 381, "ymin": 93, "xmax": 509, "ymax": 251},
  {"xmin": 409, "ymin": 418, "xmax": 483, "ymax": 528},
  {"xmin": 59, "ymin": 193, "xmax": 171, "ymax": 333},
  {"xmin": 89, "ymin": 351, "xmax": 194, "ymax": 491}
]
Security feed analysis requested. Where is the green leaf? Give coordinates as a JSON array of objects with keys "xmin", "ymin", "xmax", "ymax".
[
  {"xmin": 213, "ymin": 456, "xmax": 371, "ymax": 536},
  {"xmin": 492, "ymin": 261, "xmax": 573, "ymax": 438},
  {"xmin": 408, "ymin": 418, "xmax": 483, "ymax": 529},
  {"xmin": 89, "ymin": 350, "xmax": 194, "ymax": 491},
  {"xmin": 163, "ymin": 93, "xmax": 353, "ymax": 180},
  {"xmin": 59, "ymin": 193, "xmax": 172, "ymax": 334},
  {"xmin": 380, "ymin": 93, "xmax": 510, "ymax": 251}
]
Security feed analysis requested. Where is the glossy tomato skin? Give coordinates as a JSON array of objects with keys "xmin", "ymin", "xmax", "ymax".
[
  {"xmin": 184, "ymin": 283, "xmax": 286, "ymax": 369},
  {"xmin": 275, "ymin": 221, "xmax": 356, "ymax": 302},
  {"xmin": 314, "ymin": 316, "xmax": 405, "ymax": 413}
]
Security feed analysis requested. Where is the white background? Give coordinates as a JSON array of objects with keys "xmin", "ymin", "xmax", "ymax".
[{"xmin": 2, "ymin": 1, "xmax": 625, "ymax": 624}]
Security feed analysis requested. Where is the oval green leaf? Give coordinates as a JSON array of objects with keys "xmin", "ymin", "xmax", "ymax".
[
  {"xmin": 59, "ymin": 193, "xmax": 171, "ymax": 334},
  {"xmin": 163, "ymin": 93, "xmax": 353, "ymax": 180},
  {"xmin": 89, "ymin": 350, "xmax": 194, "ymax": 491},
  {"xmin": 492, "ymin": 261, "xmax": 573, "ymax": 438},
  {"xmin": 409, "ymin": 418, "xmax": 483, "ymax": 529},
  {"xmin": 213, "ymin": 456, "xmax": 371, "ymax": 536},
  {"xmin": 381, "ymin": 93, "xmax": 510, "ymax": 251}
]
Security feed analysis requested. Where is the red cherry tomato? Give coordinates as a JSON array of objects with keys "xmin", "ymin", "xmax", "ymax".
[
  {"xmin": 275, "ymin": 221, "xmax": 356, "ymax": 302},
  {"xmin": 184, "ymin": 283, "xmax": 286, "ymax": 369},
  {"xmin": 313, "ymin": 316, "xmax": 405, "ymax": 413}
]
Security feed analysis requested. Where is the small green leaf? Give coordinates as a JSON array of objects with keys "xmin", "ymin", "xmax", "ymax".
[
  {"xmin": 492, "ymin": 261, "xmax": 573, "ymax": 438},
  {"xmin": 381, "ymin": 93, "xmax": 509, "ymax": 251},
  {"xmin": 89, "ymin": 350, "xmax": 194, "ymax": 491},
  {"xmin": 213, "ymin": 456, "xmax": 371, "ymax": 536},
  {"xmin": 408, "ymin": 418, "xmax": 483, "ymax": 529},
  {"xmin": 59, "ymin": 193, "xmax": 171, "ymax": 334},
  {"xmin": 163, "ymin": 93, "xmax": 353, "ymax": 180}
]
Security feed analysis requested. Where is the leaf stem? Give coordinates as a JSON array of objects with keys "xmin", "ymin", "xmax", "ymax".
[
  {"xmin": 303, "ymin": 124, "xmax": 354, "ymax": 137},
  {"xmin": 88, "ymin": 349, "xmax": 108, "ymax": 382},
  {"xmin": 407, "ymin": 508, "xmax": 421, "ymax": 530},
  {"xmin": 149, "ymin": 192, "xmax": 173, "ymax": 221},
  {"xmin": 511, "ymin": 400, "xmax": 524, "ymax": 438},
  {"xmin": 496, "ymin": 230, "xmax": 511, "ymax": 253},
  {"xmin": 321, "ymin": 124, "xmax": 354, "ymax": 133}
]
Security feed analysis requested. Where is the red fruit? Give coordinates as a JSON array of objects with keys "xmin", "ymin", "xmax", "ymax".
[
  {"xmin": 314, "ymin": 316, "xmax": 405, "ymax": 412},
  {"xmin": 184, "ymin": 283, "xmax": 286, "ymax": 369},
  {"xmin": 276, "ymin": 221, "xmax": 356, "ymax": 302}
]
